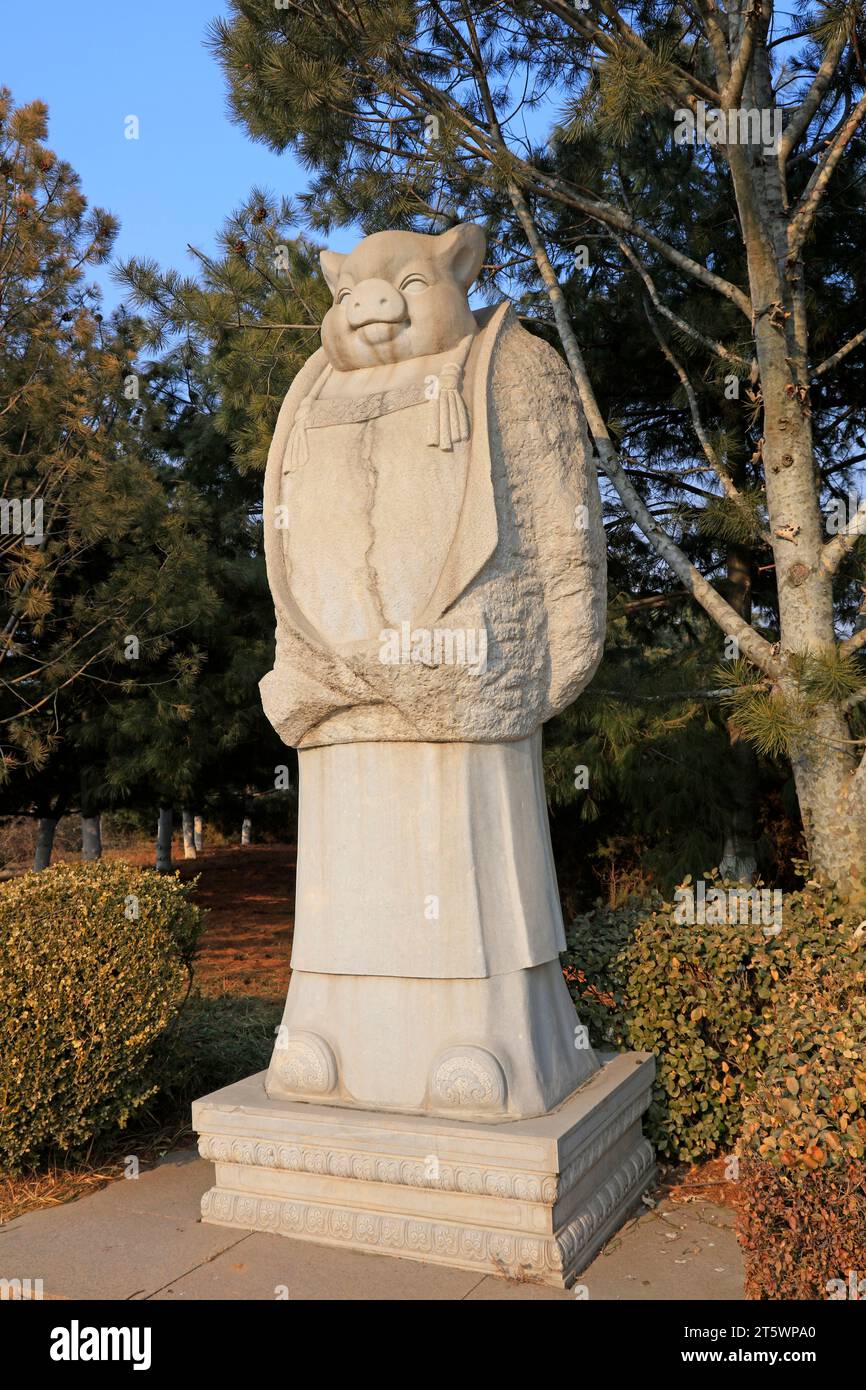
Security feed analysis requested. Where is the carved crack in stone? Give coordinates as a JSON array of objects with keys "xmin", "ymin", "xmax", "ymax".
[{"xmin": 359, "ymin": 420, "xmax": 388, "ymax": 631}]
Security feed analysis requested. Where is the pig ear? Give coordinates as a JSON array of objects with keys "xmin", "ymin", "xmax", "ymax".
[
  {"xmin": 434, "ymin": 223, "xmax": 486, "ymax": 290},
  {"xmin": 319, "ymin": 249, "xmax": 346, "ymax": 296}
]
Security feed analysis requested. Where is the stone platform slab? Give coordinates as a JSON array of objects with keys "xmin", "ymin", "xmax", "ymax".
[{"xmin": 193, "ymin": 1051, "xmax": 655, "ymax": 1287}]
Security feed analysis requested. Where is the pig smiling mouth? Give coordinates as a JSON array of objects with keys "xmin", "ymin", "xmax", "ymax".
[{"xmin": 356, "ymin": 319, "xmax": 407, "ymax": 346}]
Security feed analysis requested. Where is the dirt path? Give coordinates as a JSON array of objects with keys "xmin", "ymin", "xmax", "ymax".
[{"xmin": 173, "ymin": 843, "xmax": 295, "ymax": 1002}]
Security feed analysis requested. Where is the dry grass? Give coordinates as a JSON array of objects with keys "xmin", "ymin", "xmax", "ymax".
[
  {"xmin": 657, "ymin": 1155, "xmax": 743, "ymax": 1212},
  {"xmin": 0, "ymin": 1122, "xmax": 193, "ymax": 1224}
]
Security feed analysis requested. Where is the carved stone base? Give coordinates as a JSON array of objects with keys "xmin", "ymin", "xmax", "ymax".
[{"xmin": 193, "ymin": 1052, "xmax": 655, "ymax": 1287}]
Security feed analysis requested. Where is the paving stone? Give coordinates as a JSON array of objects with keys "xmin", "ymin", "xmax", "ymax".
[
  {"xmin": 150, "ymin": 1230, "xmax": 484, "ymax": 1301},
  {"xmin": 0, "ymin": 1152, "xmax": 744, "ymax": 1302},
  {"xmin": 0, "ymin": 1154, "xmax": 242, "ymax": 1301}
]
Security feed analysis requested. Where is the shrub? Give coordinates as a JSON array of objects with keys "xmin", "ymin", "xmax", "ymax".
[
  {"xmin": 737, "ymin": 942, "xmax": 866, "ymax": 1298},
  {"xmin": 563, "ymin": 876, "xmax": 861, "ymax": 1161},
  {"xmin": 149, "ymin": 992, "xmax": 280, "ymax": 1119},
  {"xmin": 0, "ymin": 860, "xmax": 203, "ymax": 1171}
]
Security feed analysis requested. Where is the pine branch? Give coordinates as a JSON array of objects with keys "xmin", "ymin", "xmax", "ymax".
[
  {"xmin": 789, "ymin": 89, "xmax": 866, "ymax": 257},
  {"xmin": 314, "ymin": 0, "xmax": 753, "ymax": 317},
  {"xmin": 821, "ymin": 500, "xmax": 866, "ymax": 576},
  {"xmin": 813, "ymin": 325, "xmax": 866, "ymax": 377},
  {"xmin": 777, "ymin": 25, "xmax": 849, "ymax": 167},
  {"xmin": 624, "ymin": 466, "xmax": 729, "ymax": 501},
  {"xmin": 535, "ymin": 0, "xmax": 722, "ymax": 105},
  {"xmin": 506, "ymin": 186, "xmax": 781, "ymax": 680},
  {"xmin": 613, "ymin": 235, "xmax": 747, "ymax": 368}
]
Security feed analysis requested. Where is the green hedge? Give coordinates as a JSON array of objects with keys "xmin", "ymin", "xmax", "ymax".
[
  {"xmin": 0, "ymin": 861, "xmax": 203, "ymax": 1171},
  {"xmin": 737, "ymin": 942, "xmax": 866, "ymax": 1298},
  {"xmin": 563, "ymin": 875, "xmax": 861, "ymax": 1161}
]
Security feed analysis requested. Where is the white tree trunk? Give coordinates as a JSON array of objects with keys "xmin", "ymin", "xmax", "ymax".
[
  {"xmin": 181, "ymin": 808, "xmax": 197, "ymax": 860},
  {"xmin": 81, "ymin": 813, "xmax": 102, "ymax": 862},
  {"xmin": 241, "ymin": 815, "xmax": 252, "ymax": 846},
  {"xmin": 719, "ymin": 560, "xmax": 758, "ymax": 887},
  {"xmin": 193, "ymin": 814, "xmax": 204, "ymax": 853},
  {"xmin": 719, "ymin": 833, "xmax": 758, "ymax": 886},
  {"xmin": 156, "ymin": 807, "xmax": 173, "ymax": 873},
  {"xmin": 33, "ymin": 817, "xmax": 57, "ymax": 872}
]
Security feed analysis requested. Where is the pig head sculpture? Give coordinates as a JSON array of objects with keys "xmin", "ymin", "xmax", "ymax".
[
  {"xmin": 259, "ymin": 224, "xmax": 608, "ymax": 1123},
  {"xmin": 319, "ymin": 223, "xmax": 483, "ymax": 368}
]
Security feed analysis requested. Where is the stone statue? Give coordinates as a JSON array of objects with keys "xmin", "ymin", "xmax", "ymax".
[
  {"xmin": 194, "ymin": 225, "xmax": 654, "ymax": 1286},
  {"xmin": 260, "ymin": 223, "xmax": 606, "ymax": 1120}
]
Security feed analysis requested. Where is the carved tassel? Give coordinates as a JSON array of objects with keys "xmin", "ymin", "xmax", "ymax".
[{"xmin": 428, "ymin": 354, "xmax": 471, "ymax": 451}]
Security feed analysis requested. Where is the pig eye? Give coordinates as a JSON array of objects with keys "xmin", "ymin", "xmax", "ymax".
[
  {"xmin": 400, "ymin": 274, "xmax": 428, "ymax": 295},
  {"xmin": 336, "ymin": 287, "xmax": 352, "ymax": 304}
]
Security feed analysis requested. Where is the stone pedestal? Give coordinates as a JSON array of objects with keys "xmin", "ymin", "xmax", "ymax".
[
  {"xmin": 193, "ymin": 225, "xmax": 645, "ymax": 1288},
  {"xmin": 193, "ymin": 1051, "xmax": 655, "ymax": 1288}
]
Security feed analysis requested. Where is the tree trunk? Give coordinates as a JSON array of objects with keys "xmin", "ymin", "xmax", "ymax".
[
  {"xmin": 156, "ymin": 806, "xmax": 173, "ymax": 873},
  {"xmin": 752, "ymin": 295, "xmax": 866, "ymax": 893},
  {"xmin": 241, "ymin": 815, "xmax": 252, "ymax": 846},
  {"xmin": 181, "ymin": 808, "xmax": 197, "ymax": 860},
  {"xmin": 193, "ymin": 814, "xmax": 204, "ymax": 854},
  {"xmin": 726, "ymin": 32, "xmax": 866, "ymax": 899},
  {"xmin": 81, "ymin": 813, "xmax": 102, "ymax": 862},
  {"xmin": 33, "ymin": 817, "xmax": 57, "ymax": 872},
  {"xmin": 788, "ymin": 710, "xmax": 866, "ymax": 901}
]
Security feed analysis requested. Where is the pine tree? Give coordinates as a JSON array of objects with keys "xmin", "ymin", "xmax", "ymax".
[
  {"xmin": 206, "ymin": 2, "xmax": 866, "ymax": 900},
  {"xmin": 0, "ymin": 91, "xmax": 216, "ymax": 851},
  {"xmin": 104, "ymin": 198, "xmax": 326, "ymax": 833}
]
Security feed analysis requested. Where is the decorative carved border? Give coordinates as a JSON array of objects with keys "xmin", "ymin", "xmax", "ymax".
[
  {"xmin": 199, "ymin": 1139, "xmax": 655, "ymax": 1285},
  {"xmin": 556, "ymin": 1140, "xmax": 655, "ymax": 1269},
  {"xmin": 197, "ymin": 1086, "xmax": 652, "ymax": 1209},
  {"xmin": 556, "ymin": 1089, "xmax": 652, "ymax": 1197},
  {"xmin": 198, "ymin": 1134, "xmax": 559, "ymax": 1203}
]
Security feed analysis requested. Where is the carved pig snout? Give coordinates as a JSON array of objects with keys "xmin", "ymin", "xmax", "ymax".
[{"xmin": 345, "ymin": 278, "xmax": 407, "ymax": 330}]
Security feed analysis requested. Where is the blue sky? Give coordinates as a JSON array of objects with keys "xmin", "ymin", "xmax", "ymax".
[{"xmin": 3, "ymin": 0, "xmax": 356, "ymax": 309}]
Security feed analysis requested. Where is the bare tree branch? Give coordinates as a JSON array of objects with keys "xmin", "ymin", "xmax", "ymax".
[
  {"xmin": 813, "ymin": 325, "xmax": 866, "ymax": 377},
  {"xmin": 822, "ymin": 499, "xmax": 866, "ymax": 576},
  {"xmin": 511, "ymin": 155, "xmax": 754, "ymax": 316},
  {"xmin": 841, "ymin": 623, "xmax": 866, "ymax": 658},
  {"xmin": 789, "ymin": 89, "xmax": 866, "ymax": 256},
  {"xmin": 722, "ymin": 0, "xmax": 765, "ymax": 108},
  {"xmin": 777, "ymin": 26, "xmax": 849, "ymax": 168},
  {"xmin": 591, "ymin": 683, "xmax": 769, "ymax": 702},
  {"xmin": 507, "ymin": 187, "xmax": 781, "ymax": 678},
  {"xmin": 613, "ymin": 234, "xmax": 748, "ymax": 367},
  {"xmin": 636, "ymin": 285, "xmax": 743, "ymax": 502}
]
